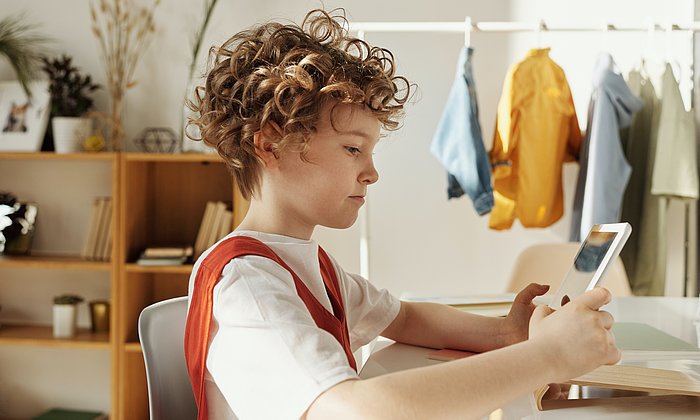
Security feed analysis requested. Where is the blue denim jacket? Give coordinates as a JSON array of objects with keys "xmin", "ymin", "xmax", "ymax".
[{"xmin": 431, "ymin": 47, "xmax": 494, "ymax": 215}]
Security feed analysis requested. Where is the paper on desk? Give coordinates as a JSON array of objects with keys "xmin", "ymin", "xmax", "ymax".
[
  {"xmin": 400, "ymin": 293, "xmax": 517, "ymax": 317},
  {"xmin": 400, "ymin": 293, "xmax": 516, "ymax": 306}
]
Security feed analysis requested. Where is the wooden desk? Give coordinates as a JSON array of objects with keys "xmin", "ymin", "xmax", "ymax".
[{"xmin": 360, "ymin": 297, "xmax": 700, "ymax": 419}]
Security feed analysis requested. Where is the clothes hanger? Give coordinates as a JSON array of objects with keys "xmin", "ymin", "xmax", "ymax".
[
  {"xmin": 664, "ymin": 21, "xmax": 684, "ymax": 81},
  {"xmin": 464, "ymin": 16, "xmax": 472, "ymax": 49},
  {"xmin": 639, "ymin": 20, "xmax": 655, "ymax": 79},
  {"xmin": 536, "ymin": 19, "xmax": 546, "ymax": 49}
]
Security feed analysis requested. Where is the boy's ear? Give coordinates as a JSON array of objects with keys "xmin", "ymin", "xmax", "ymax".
[{"xmin": 253, "ymin": 122, "xmax": 283, "ymax": 166}]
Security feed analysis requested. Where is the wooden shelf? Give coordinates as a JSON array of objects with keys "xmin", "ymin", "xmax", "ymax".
[
  {"xmin": 125, "ymin": 263, "xmax": 194, "ymax": 274},
  {"xmin": 124, "ymin": 342, "xmax": 143, "ymax": 353},
  {"xmin": 124, "ymin": 152, "xmax": 222, "ymax": 163},
  {"xmin": 0, "ymin": 254, "xmax": 111, "ymax": 271},
  {"xmin": 0, "ymin": 152, "xmax": 116, "ymax": 161},
  {"xmin": 0, "ymin": 324, "xmax": 110, "ymax": 349}
]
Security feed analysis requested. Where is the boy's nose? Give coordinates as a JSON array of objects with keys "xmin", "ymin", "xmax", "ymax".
[{"xmin": 360, "ymin": 161, "xmax": 379, "ymax": 185}]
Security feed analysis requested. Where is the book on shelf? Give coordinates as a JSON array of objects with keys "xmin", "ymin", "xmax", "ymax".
[
  {"xmin": 81, "ymin": 197, "xmax": 112, "ymax": 261},
  {"xmin": 81, "ymin": 198, "xmax": 101, "ymax": 259},
  {"xmin": 142, "ymin": 246, "xmax": 194, "ymax": 258},
  {"xmin": 32, "ymin": 407, "xmax": 107, "ymax": 420},
  {"xmin": 136, "ymin": 246, "xmax": 193, "ymax": 266},
  {"xmin": 204, "ymin": 201, "xmax": 226, "ymax": 251},
  {"xmin": 96, "ymin": 198, "xmax": 112, "ymax": 261},
  {"xmin": 136, "ymin": 255, "xmax": 189, "ymax": 266},
  {"xmin": 194, "ymin": 201, "xmax": 216, "ymax": 257},
  {"xmin": 217, "ymin": 209, "xmax": 233, "ymax": 240},
  {"xmin": 194, "ymin": 201, "xmax": 232, "ymax": 257}
]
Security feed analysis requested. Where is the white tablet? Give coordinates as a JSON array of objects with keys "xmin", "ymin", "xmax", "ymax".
[{"xmin": 549, "ymin": 223, "xmax": 632, "ymax": 309}]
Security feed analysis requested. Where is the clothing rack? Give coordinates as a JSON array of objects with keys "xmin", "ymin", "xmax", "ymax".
[
  {"xmin": 348, "ymin": 18, "xmax": 698, "ymax": 297},
  {"xmin": 350, "ymin": 20, "xmax": 700, "ymax": 33}
]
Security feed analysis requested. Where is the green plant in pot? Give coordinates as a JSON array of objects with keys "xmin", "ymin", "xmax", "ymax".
[
  {"xmin": 53, "ymin": 293, "xmax": 84, "ymax": 338},
  {"xmin": 42, "ymin": 55, "xmax": 100, "ymax": 153}
]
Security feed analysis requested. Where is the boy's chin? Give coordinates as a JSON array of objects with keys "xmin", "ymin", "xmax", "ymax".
[{"xmin": 322, "ymin": 218, "xmax": 358, "ymax": 230}]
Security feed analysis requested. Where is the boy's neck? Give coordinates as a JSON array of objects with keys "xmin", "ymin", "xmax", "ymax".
[{"xmin": 236, "ymin": 199, "xmax": 315, "ymax": 241}]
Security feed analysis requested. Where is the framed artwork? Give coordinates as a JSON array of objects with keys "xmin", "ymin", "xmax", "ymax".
[{"xmin": 0, "ymin": 80, "xmax": 50, "ymax": 152}]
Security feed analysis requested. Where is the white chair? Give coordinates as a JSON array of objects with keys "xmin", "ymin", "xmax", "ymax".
[
  {"xmin": 138, "ymin": 296, "xmax": 198, "ymax": 420},
  {"xmin": 505, "ymin": 243, "xmax": 632, "ymax": 297}
]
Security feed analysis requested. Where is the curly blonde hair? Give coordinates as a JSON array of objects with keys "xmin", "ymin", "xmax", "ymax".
[{"xmin": 188, "ymin": 8, "xmax": 411, "ymax": 199}]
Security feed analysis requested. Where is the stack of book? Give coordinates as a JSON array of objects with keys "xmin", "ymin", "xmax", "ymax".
[
  {"xmin": 136, "ymin": 246, "xmax": 194, "ymax": 266},
  {"xmin": 194, "ymin": 201, "xmax": 232, "ymax": 258},
  {"xmin": 81, "ymin": 197, "xmax": 113, "ymax": 261},
  {"xmin": 32, "ymin": 408, "xmax": 107, "ymax": 420}
]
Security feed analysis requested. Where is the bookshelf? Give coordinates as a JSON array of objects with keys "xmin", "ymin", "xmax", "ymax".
[
  {"xmin": 0, "ymin": 151, "xmax": 248, "ymax": 419},
  {"xmin": 117, "ymin": 152, "xmax": 247, "ymax": 419},
  {"xmin": 0, "ymin": 152, "xmax": 119, "ymax": 418}
]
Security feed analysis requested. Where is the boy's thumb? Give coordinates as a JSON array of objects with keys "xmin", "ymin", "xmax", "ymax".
[{"xmin": 531, "ymin": 304, "xmax": 554, "ymax": 323}]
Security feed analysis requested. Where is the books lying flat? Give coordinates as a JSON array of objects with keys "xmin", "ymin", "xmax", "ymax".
[
  {"xmin": 137, "ymin": 246, "xmax": 193, "ymax": 266},
  {"xmin": 136, "ymin": 256, "xmax": 189, "ymax": 266},
  {"xmin": 32, "ymin": 408, "xmax": 107, "ymax": 420},
  {"xmin": 142, "ymin": 246, "xmax": 194, "ymax": 258}
]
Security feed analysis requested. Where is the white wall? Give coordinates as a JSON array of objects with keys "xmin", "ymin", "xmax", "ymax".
[{"xmin": 0, "ymin": 0, "xmax": 695, "ymax": 416}]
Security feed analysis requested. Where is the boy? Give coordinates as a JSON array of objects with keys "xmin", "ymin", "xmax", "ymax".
[{"xmin": 185, "ymin": 9, "xmax": 620, "ymax": 420}]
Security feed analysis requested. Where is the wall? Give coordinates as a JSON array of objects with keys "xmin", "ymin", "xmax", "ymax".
[{"xmin": 0, "ymin": 0, "xmax": 695, "ymax": 416}]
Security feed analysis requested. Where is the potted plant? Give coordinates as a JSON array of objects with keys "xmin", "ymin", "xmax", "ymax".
[
  {"xmin": 41, "ymin": 55, "xmax": 100, "ymax": 153},
  {"xmin": 53, "ymin": 293, "xmax": 84, "ymax": 338}
]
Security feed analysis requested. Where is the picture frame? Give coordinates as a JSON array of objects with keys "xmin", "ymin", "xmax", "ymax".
[{"xmin": 0, "ymin": 80, "xmax": 50, "ymax": 152}]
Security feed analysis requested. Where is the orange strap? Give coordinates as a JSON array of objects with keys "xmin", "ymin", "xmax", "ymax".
[{"xmin": 184, "ymin": 236, "xmax": 356, "ymax": 420}]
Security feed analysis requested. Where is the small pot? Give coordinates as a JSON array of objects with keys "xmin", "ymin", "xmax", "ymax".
[
  {"xmin": 52, "ymin": 116, "xmax": 92, "ymax": 153},
  {"xmin": 53, "ymin": 303, "xmax": 78, "ymax": 338}
]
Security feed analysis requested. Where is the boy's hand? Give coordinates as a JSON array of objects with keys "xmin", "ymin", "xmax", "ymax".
[
  {"xmin": 502, "ymin": 283, "xmax": 550, "ymax": 345},
  {"xmin": 529, "ymin": 287, "xmax": 621, "ymax": 383}
]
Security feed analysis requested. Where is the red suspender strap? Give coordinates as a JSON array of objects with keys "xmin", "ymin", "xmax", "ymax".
[{"xmin": 184, "ymin": 236, "xmax": 356, "ymax": 420}]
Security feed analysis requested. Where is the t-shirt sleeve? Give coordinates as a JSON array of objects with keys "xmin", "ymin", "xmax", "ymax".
[
  {"xmin": 206, "ymin": 256, "xmax": 359, "ymax": 420},
  {"xmin": 329, "ymin": 258, "xmax": 401, "ymax": 350}
]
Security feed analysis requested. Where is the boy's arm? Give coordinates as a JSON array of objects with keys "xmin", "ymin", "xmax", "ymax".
[
  {"xmin": 381, "ymin": 283, "xmax": 548, "ymax": 352},
  {"xmin": 306, "ymin": 288, "xmax": 619, "ymax": 420}
]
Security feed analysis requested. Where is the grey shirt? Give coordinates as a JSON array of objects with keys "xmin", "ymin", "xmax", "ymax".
[{"xmin": 570, "ymin": 54, "xmax": 643, "ymax": 241}]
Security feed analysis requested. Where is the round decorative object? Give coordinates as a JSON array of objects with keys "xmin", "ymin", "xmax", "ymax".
[
  {"xmin": 134, "ymin": 127, "xmax": 178, "ymax": 153},
  {"xmin": 84, "ymin": 133, "xmax": 106, "ymax": 152}
]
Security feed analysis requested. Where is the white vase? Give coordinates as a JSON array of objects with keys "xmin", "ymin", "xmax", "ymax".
[
  {"xmin": 52, "ymin": 116, "xmax": 92, "ymax": 153},
  {"xmin": 53, "ymin": 304, "xmax": 78, "ymax": 337}
]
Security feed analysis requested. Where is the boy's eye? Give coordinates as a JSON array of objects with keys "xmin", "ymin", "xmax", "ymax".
[{"xmin": 345, "ymin": 146, "xmax": 361, "ymax": 156}]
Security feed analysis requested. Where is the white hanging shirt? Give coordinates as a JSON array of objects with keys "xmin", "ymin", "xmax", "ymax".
[
  {"xmin": 651, "ymin": 64, "xmax": 699, "ymax": 199},
  {"xmin": 187, "ymin": 230, "xmax": 400, "ymax": 419}
]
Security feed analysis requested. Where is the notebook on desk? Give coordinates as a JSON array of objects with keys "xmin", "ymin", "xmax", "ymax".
[{"xmin": 613, "ymin": 322, "xmax": 700, "ymax": 361}]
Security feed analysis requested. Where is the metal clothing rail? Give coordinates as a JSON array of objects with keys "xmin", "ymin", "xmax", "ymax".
[
  {"xmin": 350, "ymin": 20, "xmax": 700, "ymax": 48},
  {"xmin": 349, "ymin": 20, "xmax": 700, "ymax": 33}
]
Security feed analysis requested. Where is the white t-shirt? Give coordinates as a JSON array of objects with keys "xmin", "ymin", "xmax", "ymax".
[{"xmin": 187, "ymin": 230, "xmax": 401, "ymax": 419}]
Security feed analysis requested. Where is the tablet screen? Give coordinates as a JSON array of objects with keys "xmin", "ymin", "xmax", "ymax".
[{"xmin": 549, "ymin": 223, "xmax": 631, "ymax": 309}]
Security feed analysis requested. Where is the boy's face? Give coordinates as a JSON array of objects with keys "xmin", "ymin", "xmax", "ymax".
[{"xmin": 273, "ymin": 101, "xmax": 380, "ymax": 234}]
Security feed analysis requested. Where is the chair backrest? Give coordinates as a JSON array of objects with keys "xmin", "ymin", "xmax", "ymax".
[
  {"xmin": 505, "ymin": 243, "xmax": 632, "ymax": 297},
  {"xmin": 138, "ymin": 296, "xmax": 197, "ymax": 420}
]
